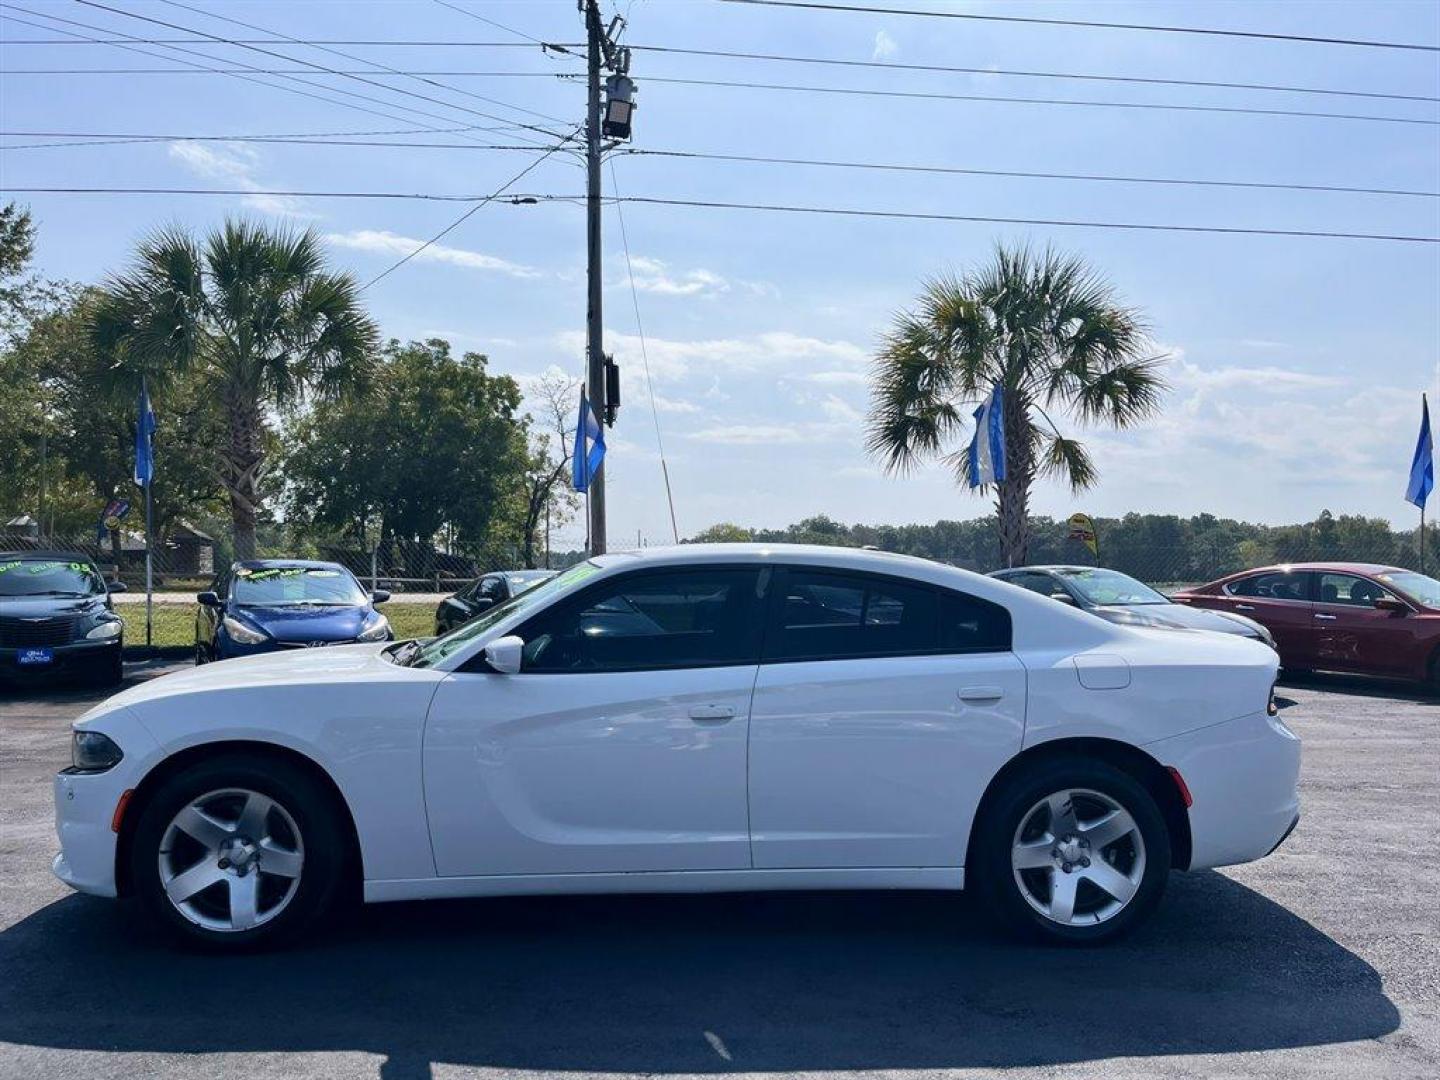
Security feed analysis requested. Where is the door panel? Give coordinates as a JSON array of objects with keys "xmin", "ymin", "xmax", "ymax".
[
  {"xmin": 748, "ymin": 652, "xmax": 1027, "ymax": 869},
  {"xmin": 424, "ymin": 666, "xmax": 756, "ymax": 876},
  {"xmin": 1312, "ymin": 573, "xmax": 1412, "ymax": 675},
  {"xmin": 1207, "ymin": 571, "xmax": 1315, "ymax": 668}
]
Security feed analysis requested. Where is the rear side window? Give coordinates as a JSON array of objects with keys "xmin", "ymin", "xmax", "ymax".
[
  {"xmin": 765, "ymin": 570, "xmax": 1009, "ymax": 661},
  {"xmin": 518, "ymin": 568, "xmax": 762, "ymax": 672},
  {"xmin": 1227, "ymin": 571, "xmax": 1312, "ymax": 601}
]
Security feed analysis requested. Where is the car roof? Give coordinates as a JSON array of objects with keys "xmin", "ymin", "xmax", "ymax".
[
  {"xmin": 1229, "ymin": 562, "xmax": 1403, "ymax": 576},
  {"xmin": 592, "ymin": 542, "xmax": 941, "ymax": 571},
  {"xmin": 233, "ymin": 559, "xmax": 350, "ymax": 571},
  {"xmin": 0, "ymin": 550, "xmax": 101, "ymax": 564},
  {"xmin": 993, "ymin": 565, "xmax": 1107, "ymax": 574}
]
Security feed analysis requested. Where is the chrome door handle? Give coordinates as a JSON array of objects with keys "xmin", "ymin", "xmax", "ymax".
[
  {"xmin": 1313, "ymin": 613, "xmax": 1337, "ymax": 621},
  {"xmin": 688, "ymin": 704, "xmax": 736, "ymax": 722},
  {"xmin": 958, "ymin": 687, "xmax": 1004, "ymax": 704},
  {"xmin": 1236, "ymin": 604, "xmax": 1256, "ymax": 611}
]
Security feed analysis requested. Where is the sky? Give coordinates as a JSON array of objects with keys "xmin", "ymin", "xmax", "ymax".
[{"xmin": 2, "ymin": 0, "xmax": 1438, "ymax": 551}]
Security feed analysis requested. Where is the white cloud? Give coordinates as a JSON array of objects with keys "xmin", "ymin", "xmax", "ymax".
[
  {"xmin": 652, "ymin": 394, "xmax": 702, "ymax": 414},
  {"xmin": 619, "ymin": 255, "xmax": 730, "ymax": 298},
  {"xmin": 324, "ymin": 230, "xmax": 540, "ymax": 279},
  {"xmin": 872, "ymin": 29, "xmax": 899, "ymax": 60},
  {"xmin": 1169, "ymin": 358, "xmax": 1346, "ymax": 393},
  {"xmin": 168, "ymin": 141, "xmax": 309, "ymax": 217},
  {"xmin": 555, "ymin": 329, "xmax": 868, "ymax": 382},
  {"xmin": 802, "ymin": 370, "xmax": 869, "ymax": 386},
  {"xmin": 687, "ymin": 424, "xmax": 812, "ymax": 446}
]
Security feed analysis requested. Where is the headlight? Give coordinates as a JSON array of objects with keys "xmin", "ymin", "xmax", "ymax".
[
  {"xmin": 71, "ymin": 730, "xmax": 124, "ymax": 772},
  {"xmin": 85, "ymin": 619, "xmax": 123, "ymax": 641},
  {"xmin": 222, "ymin": 615, "xmax": 269, "ymax": 645},
  {"xmin": 357, "ymin": 615, "xmax": 391, "ymax": 642}
]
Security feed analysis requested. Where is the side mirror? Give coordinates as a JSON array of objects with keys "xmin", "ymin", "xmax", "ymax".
[
  {"xmin": 1049, "ymin": 592, "xmax": 1078, "ymax": 606},
  {"xmin": 1374, "ymin": 596, "xmax": 1408, "ymax": 614},
  {"xmin": 197, "ymin": 591, "xmax": 221, "ymax": 607},
  {"xmin": 107, "ymin": 580, "xmax": 128, "ymax": 593},
  {"xmin": 371, "ymin": 589, "xmax": 391, "ymax": 605},
  {"xmin": 483, "ymin": 635, "xmax": 524, "ymax": 675}
]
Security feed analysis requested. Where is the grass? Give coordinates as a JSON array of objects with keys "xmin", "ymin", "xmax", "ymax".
[{"xmin": 117, "ymin": 602, "xmax": 438, "ymax": 649}]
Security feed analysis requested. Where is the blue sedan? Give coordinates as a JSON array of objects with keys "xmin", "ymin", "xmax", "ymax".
[{"xmin": 195, "ymin": 560, "xmax": 393, "ymax": 663}]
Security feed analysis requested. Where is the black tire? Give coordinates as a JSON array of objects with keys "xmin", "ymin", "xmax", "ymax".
[
  {"xmin": 98, "ymin": 648, "xmax": 124, "ymax": 687},
  {"xmin": 971, "ymin": 756, "xmax": 1171, "ymax": 945},
  {"xmin": 129, "ymin": 752, "xmax": 348, "ymax": 951}
]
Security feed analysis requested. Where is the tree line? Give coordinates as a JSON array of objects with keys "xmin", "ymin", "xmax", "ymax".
[
  {"xmin": 0, "ymin": 205, "xmax": 577, "ymax": 568},
  {"xmin": 690, "ymin": 509, "xmax": 1428, "ymax": 585}
]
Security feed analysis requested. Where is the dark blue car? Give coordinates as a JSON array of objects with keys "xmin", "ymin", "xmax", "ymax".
[{"xmin": 195, "ymin": 560, "xmax": 393, "ymax": 664}]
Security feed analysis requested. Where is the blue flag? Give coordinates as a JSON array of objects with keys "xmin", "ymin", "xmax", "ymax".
[
  {"xmin": 966, "ymin": 384, "xmax": 1007, "ymax": 489},
  {"xmin": 133, "ymin": 378, "xmax": 156, "ymax": 488},
  {"xmin": 1406, "ymin": 394, "xmax": 1433, "ymax": 509},
  {"xmin": 572, "ymin": 388, "xmax": 606, "ymax": 493}
]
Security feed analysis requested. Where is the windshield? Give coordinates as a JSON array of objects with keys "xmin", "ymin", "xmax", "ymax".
[
  {"xmin": 1376, "ymin": 570, "xmax": 1440, "ymax": 607},
  {"xmin": 402, "ymin": 561, "xmax": 600, "ymax": 668},
  {"xmin": 232, "ymin": 565, "xmax": 369, "ymax": 607},
  {"xmin": 1056, "ymin": 567, "xmax": 1168, "ymax": 606},
  {"xmin": 0, "ymin": 558, "xmax": 105, "ymax": 598}
]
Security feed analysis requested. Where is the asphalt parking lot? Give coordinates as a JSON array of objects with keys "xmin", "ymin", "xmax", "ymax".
[{"xmin": 1, "ymin": 664, "xmax": 1436, "ymax": 1080}]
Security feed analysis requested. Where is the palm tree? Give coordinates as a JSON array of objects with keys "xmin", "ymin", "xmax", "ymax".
[
  {"xmin": 91, "ymin": 220, "xmax": 378, "ymax": 559},
  {"xmin": 867, "ymin": 243, "xmax": 1167, "ymax": 566}
]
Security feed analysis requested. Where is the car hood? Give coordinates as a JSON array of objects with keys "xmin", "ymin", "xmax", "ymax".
[
  {"xmin": 1095, "ymin": 602, "xmax": 1262, "ymax": 636},
  {"xmin": 91, "ymin": 642, "xmax": 426, "ymax": 712},
  {"xmin": 0, "ymin": 596, "xmax": 109, "ymax": 619},
  {"xmin": 231, "ymin": 603, "xmax": 373, "ymax": 642}
]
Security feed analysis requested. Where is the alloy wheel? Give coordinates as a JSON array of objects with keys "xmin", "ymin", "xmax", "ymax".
[
  {"xmin": 1011, "ymin": 787, "xmax": 1146, "ymax": 926},
  {"xmin": 158, "ymin": 788, "xmax": 305, "ymax": 932}
]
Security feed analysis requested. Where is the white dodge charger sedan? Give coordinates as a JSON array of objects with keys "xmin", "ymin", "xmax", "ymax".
[{"xmin": 54, "ymin": 545, "xmax": 1300, "ymax": 950}]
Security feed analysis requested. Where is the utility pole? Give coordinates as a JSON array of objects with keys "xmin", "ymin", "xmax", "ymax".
[
  {"xmin": 584, "ymin": 0, "xmax": 607, "ymax": 554},
  {"xmin": 581, "ymin": 0, "xmax": 635, "ymax": 555}
]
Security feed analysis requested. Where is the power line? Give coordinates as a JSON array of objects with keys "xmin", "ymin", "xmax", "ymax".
[
  {"xmin": 620, "ymin": 148, "xmax": 1439, "ymax": 200},
  {"xmin": 3, "ymin": 132, "xmax": 1427, "ymax": 199},
  {"xmin": 718, "ymin": 0, "xmax": 1440, "ymax": 53},
  {"xmin": 609, "ymin": 194, "xmax": 1440, "ymax": 244},
  {"xmin": 363, "ymin": 129, "xmax": 583, "ymax": 288},
  {"xmin": 0, "ymin": 5, "xmax": 544, "ymax": 140},
  {"xmin": 637, "ymin": 75, "xmax": 1439, "ymax": 127},
  {"xmin": 0, "ymin": 37, "xmax": 585, "ymax": 47},
  {"xmin": 607, "ymin": 157, "xmax": 680, "ymax": 544},
  {"xmin": 157, "ymin": 0, "xmax": 571, "ymax": 128},
  {"xmin": 625, "ymin": 43, "xmax": 1439, "ymax": 105},
  {"xmin": 67, "ymin": 0, "xmax": 576, "ymax": 145},
  {"xmin": 7, "ymin": 185, "xmax": 1435, "ymax": 243},
  {"xmin": 431, "ymin": 0, "xmax": 547, "ymax": 46}
]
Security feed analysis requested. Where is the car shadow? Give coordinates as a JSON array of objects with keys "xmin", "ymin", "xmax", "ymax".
[
  {"xmin": 0, "ymin": 873, "xmax": 1397, "ymax": 1077},
  {"xmin": 1278, "ymin": 669, "xmax": 1440, "ymax": 705}
]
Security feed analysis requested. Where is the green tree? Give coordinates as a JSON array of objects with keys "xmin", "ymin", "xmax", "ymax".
[
  {"xmin": 867, "ymin": 243, "xmax": 1167, "ymax": 565},
  {"xmin": 282, "ymin": 338, "xmax": 530, "ymax": 556},
  {"xmin": 90, "ymin": 220, "xmax": 378, "ymax": 558},
  {"xmin": 689, "ymin": 522, "xmax": 754, "ymax": 543}
]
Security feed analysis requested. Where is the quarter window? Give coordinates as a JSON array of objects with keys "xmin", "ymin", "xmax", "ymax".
[{"xmin": 518, "ymin": 569, "xmax": 762, "ymax": 672}]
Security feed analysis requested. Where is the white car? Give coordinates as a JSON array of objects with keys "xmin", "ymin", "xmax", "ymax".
[{"xmin": 54, "ymin": 545, "xmax": 1299, "ymax": 950}]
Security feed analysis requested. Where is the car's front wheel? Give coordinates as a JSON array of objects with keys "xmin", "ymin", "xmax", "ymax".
[
  {"xmin": 971, "ymin": 756, "xmax": 1171, "ymax": 945},
  {"xmin": 129, "ymin": 753, "xmax": 347, "ymax": 950}
]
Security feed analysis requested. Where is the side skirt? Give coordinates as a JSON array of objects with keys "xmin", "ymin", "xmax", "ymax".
[{"xmin": 365, "ymin": 866, "xmax": 965, "ymax": 904}]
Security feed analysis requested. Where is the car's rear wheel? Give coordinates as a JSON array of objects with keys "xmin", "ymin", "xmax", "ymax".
[
  {"xmin": 129, "ymin": 753, "xmax": 346, "ymax": 950},
  {"xmin": 972, "ymin": 757, "xmax": 1170, "ymax": 945}
]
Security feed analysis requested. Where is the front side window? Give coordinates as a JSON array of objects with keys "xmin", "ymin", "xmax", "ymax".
[
  {"xmin": 0, "ymin": 559, "xmax": 105, "ymax": 598},
  {"xmin": 1227, "ymin": 571, "xmax": 1312, "ymax": 602},
  {"xmin": 232, "ymin": 565, "xmax": 368, "ymax": 607},
  {"xmin": 767, "ymin": 570, "xmax": 940, "ymax": 661},
  {"xmin": 1376, "ymin": 569, "xmax": 1440, "ymax": 607},
  {"xmin": 1317, "ymin": 573, "xmax": 1393, "ymax": 607},
  {"xmin": 519, "ymin": 568, "xmax": 762, "ymax": 672}
]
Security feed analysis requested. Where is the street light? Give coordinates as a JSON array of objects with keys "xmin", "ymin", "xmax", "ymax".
[{"xmin": 603, "ymin": 74, "xmax": 636, "ymax": 140}]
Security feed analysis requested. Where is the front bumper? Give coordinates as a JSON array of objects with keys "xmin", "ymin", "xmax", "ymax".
[
  {"xmin": 1145, "ymin": 708, "xmax": 1301, "ymax": 871},
  {"xmin": 1, "ymin": 637, "xmax": 120, "ymax": 678}
]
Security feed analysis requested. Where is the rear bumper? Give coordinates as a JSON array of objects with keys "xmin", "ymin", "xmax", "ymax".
[{"xmin": 1145, "ymin": 708, "xmax": 1301, "ymax": 871}]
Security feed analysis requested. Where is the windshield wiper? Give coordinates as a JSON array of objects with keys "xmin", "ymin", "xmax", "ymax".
[{"xmin": 389, "ymin": 640, "xmax": 423, "ymax": 667}]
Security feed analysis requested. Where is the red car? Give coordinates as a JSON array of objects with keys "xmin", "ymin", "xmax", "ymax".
[{"xmin": 1173, "ymin": 562, "xmax": 1440, "ymax": 685}]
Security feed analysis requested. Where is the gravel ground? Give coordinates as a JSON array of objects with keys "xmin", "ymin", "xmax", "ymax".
[{"xmin": 0, "ymin": 664, "xmax": 1436, "ymax": 1080}]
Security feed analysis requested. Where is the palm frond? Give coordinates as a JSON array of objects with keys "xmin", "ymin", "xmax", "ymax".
[
  {"xmin": 864, "ymin": 313, "xmax": 962, "ymax": 474},
  {"xmin": 1037, "ymin": 432, "xmax": 1098, "ymax": 493}
]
